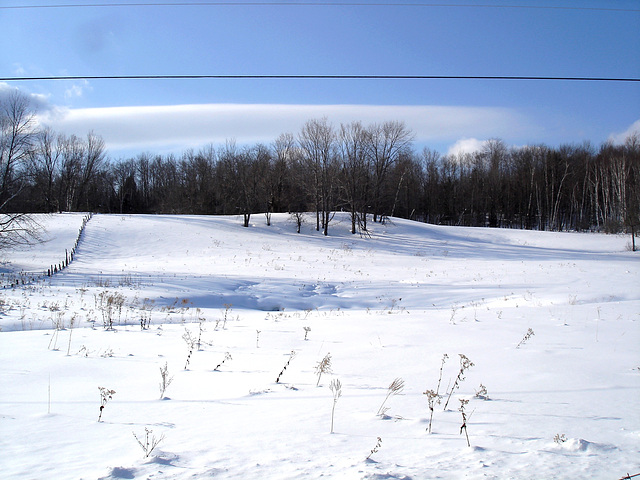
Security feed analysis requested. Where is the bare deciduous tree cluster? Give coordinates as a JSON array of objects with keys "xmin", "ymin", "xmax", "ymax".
[{"xmin": 3, "ymin": 90, "xmax": 639, "ymax": 241}]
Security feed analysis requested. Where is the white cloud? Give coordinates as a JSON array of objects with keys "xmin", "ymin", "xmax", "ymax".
[
  {"xmin": 35, "ymin": 103, "xmax": 533, "ymax": 156},
  {"xmin": 0, "ymin": 82, "xmax": 53, "ymax": 113},
  {"xmin": 608, "ymin": 119, "xmax": 640, "ymax": 145},
  {"xmin": 446, "ymin": 138, "xmax": 487, "ymax": 156}
]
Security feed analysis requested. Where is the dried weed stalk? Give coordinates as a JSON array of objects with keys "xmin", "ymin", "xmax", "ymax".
[
  {"xmin": 443, "ymin": 354, "xmax": 474, "ymax": 410},
  {"xmin": 377, "ymin": 377, "xmax": 404, "ymax": 417}
]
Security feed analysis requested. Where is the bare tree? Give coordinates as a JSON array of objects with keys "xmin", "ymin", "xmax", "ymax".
[
  {"xmin": 339, "ymin": 121, "xmax": 370, "ymax": 234},
  {"xmin": 366, "ymin": 121, "xmax": 414, "ymax": 222},
  {"xmin": 1, "ymin": 90, "xmax": 36, "ymax": 208},
  {"xmin": 298, "ymin": 118, "xmax": 338, "ymax": 235},
  {"xmin": 29, "ymin": 127, "xmax": 62, "ymax": 212},
  {"xmin": 274, "ymin": 133, "xmax": 307, "ymax": 230},
  {"xmin": 0, "ymin": 90, "xmax": 42, "ymax": 247}
]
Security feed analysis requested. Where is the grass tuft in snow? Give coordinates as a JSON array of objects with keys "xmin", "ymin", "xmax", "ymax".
[{"xmin": 377, "ymin": 377, "xmax": 404, "ymax": 417}]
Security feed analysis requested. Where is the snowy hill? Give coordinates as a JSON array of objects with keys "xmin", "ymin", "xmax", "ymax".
[{"xmin": 0, "ymin": 213, "xmax": 638, "ymax": 479}]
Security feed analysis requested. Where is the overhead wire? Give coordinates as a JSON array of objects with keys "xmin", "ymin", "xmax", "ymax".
[
  {"xmin": 2, "ymin": 75, "xmax": 638, "ymax": 82},
  {"xmin": 1, "ymin": 2, "xmax": 639, "ymax": 12}
]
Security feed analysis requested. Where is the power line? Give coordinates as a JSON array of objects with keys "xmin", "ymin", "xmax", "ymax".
[
  {"xmin": 1, "ymin": 74, "xmax": 639, "ymax": 82},
  {"xmin": 2, "ymin": 2, "xmax": 639, "ymax": 12}
]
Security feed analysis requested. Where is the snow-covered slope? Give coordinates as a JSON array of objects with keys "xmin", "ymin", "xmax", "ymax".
[{"xmin": 0, "ymin": 213, "xmax": 638, "ymax": 479}]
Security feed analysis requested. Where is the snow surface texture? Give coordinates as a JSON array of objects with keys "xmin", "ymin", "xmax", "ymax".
[{"xmin": 0, "ymin": 213, "xmax": 638, "ymax": 479}]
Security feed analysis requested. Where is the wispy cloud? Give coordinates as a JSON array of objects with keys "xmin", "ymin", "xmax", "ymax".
[
  {"xmin": 64, "ymin": 80, "xmax": 92, "ymax": 100},
  {"xmin": 36, "ymin": 103, "xmax": 535, "ymax": 156}
]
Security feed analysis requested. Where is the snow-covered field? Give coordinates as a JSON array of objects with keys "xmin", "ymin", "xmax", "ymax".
[{"xmin": 0, "ymin": 212, "xmax": 638, "ymax": 480}]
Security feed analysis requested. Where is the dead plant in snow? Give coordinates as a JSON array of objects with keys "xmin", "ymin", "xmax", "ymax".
[
  {"xmin": 443, "ymin": 354, "xmax": 474, "ymax": 410},
  {"xmin": 98, "ymin": 386, "xmax": 115, "ymax": 422},
  {"xmin": 276, "ymin": 350, "xmax": 297, "ymax": 383},
  {"xmin": 214, "ymin": 352, "xmax": 232, "ymax": 371},
  {"xmin": 423, "ymin": 389, "xmax": 439, "ymax": 433},
  {"xmin": 133, "ymin": 427, "xmax": 165, "ymax": 458},
  {"xmin": 516, "ymin": 328, "xmax": 535, "ymax": 348},
  {"xmin": 459, "ymin": 398, "xmax": 471, "ymax": 447},
  {"xmin": 183, "ymin": 328, "xmax": 197, "ymax": 369},
  {"xmin": 159, "ymin": 362, "xmax": 173, "ymax": 399},
  {"xmin": 377, "ymin": 377, "xmax": 404, "ymax": 417},
  {"xmin": 315, "ymin": 353, "xmax": 332, "ymax": 386},
  {"xmin": 435, "ymin": 353, "xmax": 448, "ymax": 397},
  {"xmin": 329, "ymin": 378, "xmax": 342, "ymax": 433},
  {"xmin": 366, "ymin": 437, "xmax": 382, "ymax": 461},
  {"xmin": 474, "ymin": 383, "xmax": 489, "ymax": 400}
]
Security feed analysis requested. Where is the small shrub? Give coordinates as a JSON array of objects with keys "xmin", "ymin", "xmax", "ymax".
[
  {"xmin": 96, "ymin": 291, "xmax": 125, "ymax": 330},
  {"xmin": 133, "ymin": 427, "xmax": 165, "ymax": 458},
  {"xmin": 303, "ymin": 326, "xmax": 311, "ymax": 340}
]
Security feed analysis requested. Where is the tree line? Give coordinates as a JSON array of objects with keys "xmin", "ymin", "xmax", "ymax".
[{"xmin": 2, "ymin": 90, "xmax": 639, "ymax": 239}]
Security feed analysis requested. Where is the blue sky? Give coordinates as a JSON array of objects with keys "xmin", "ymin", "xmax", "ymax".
[{"xmin": 1, "ymin": 0, "xmax": 639, "ymax": 158}]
